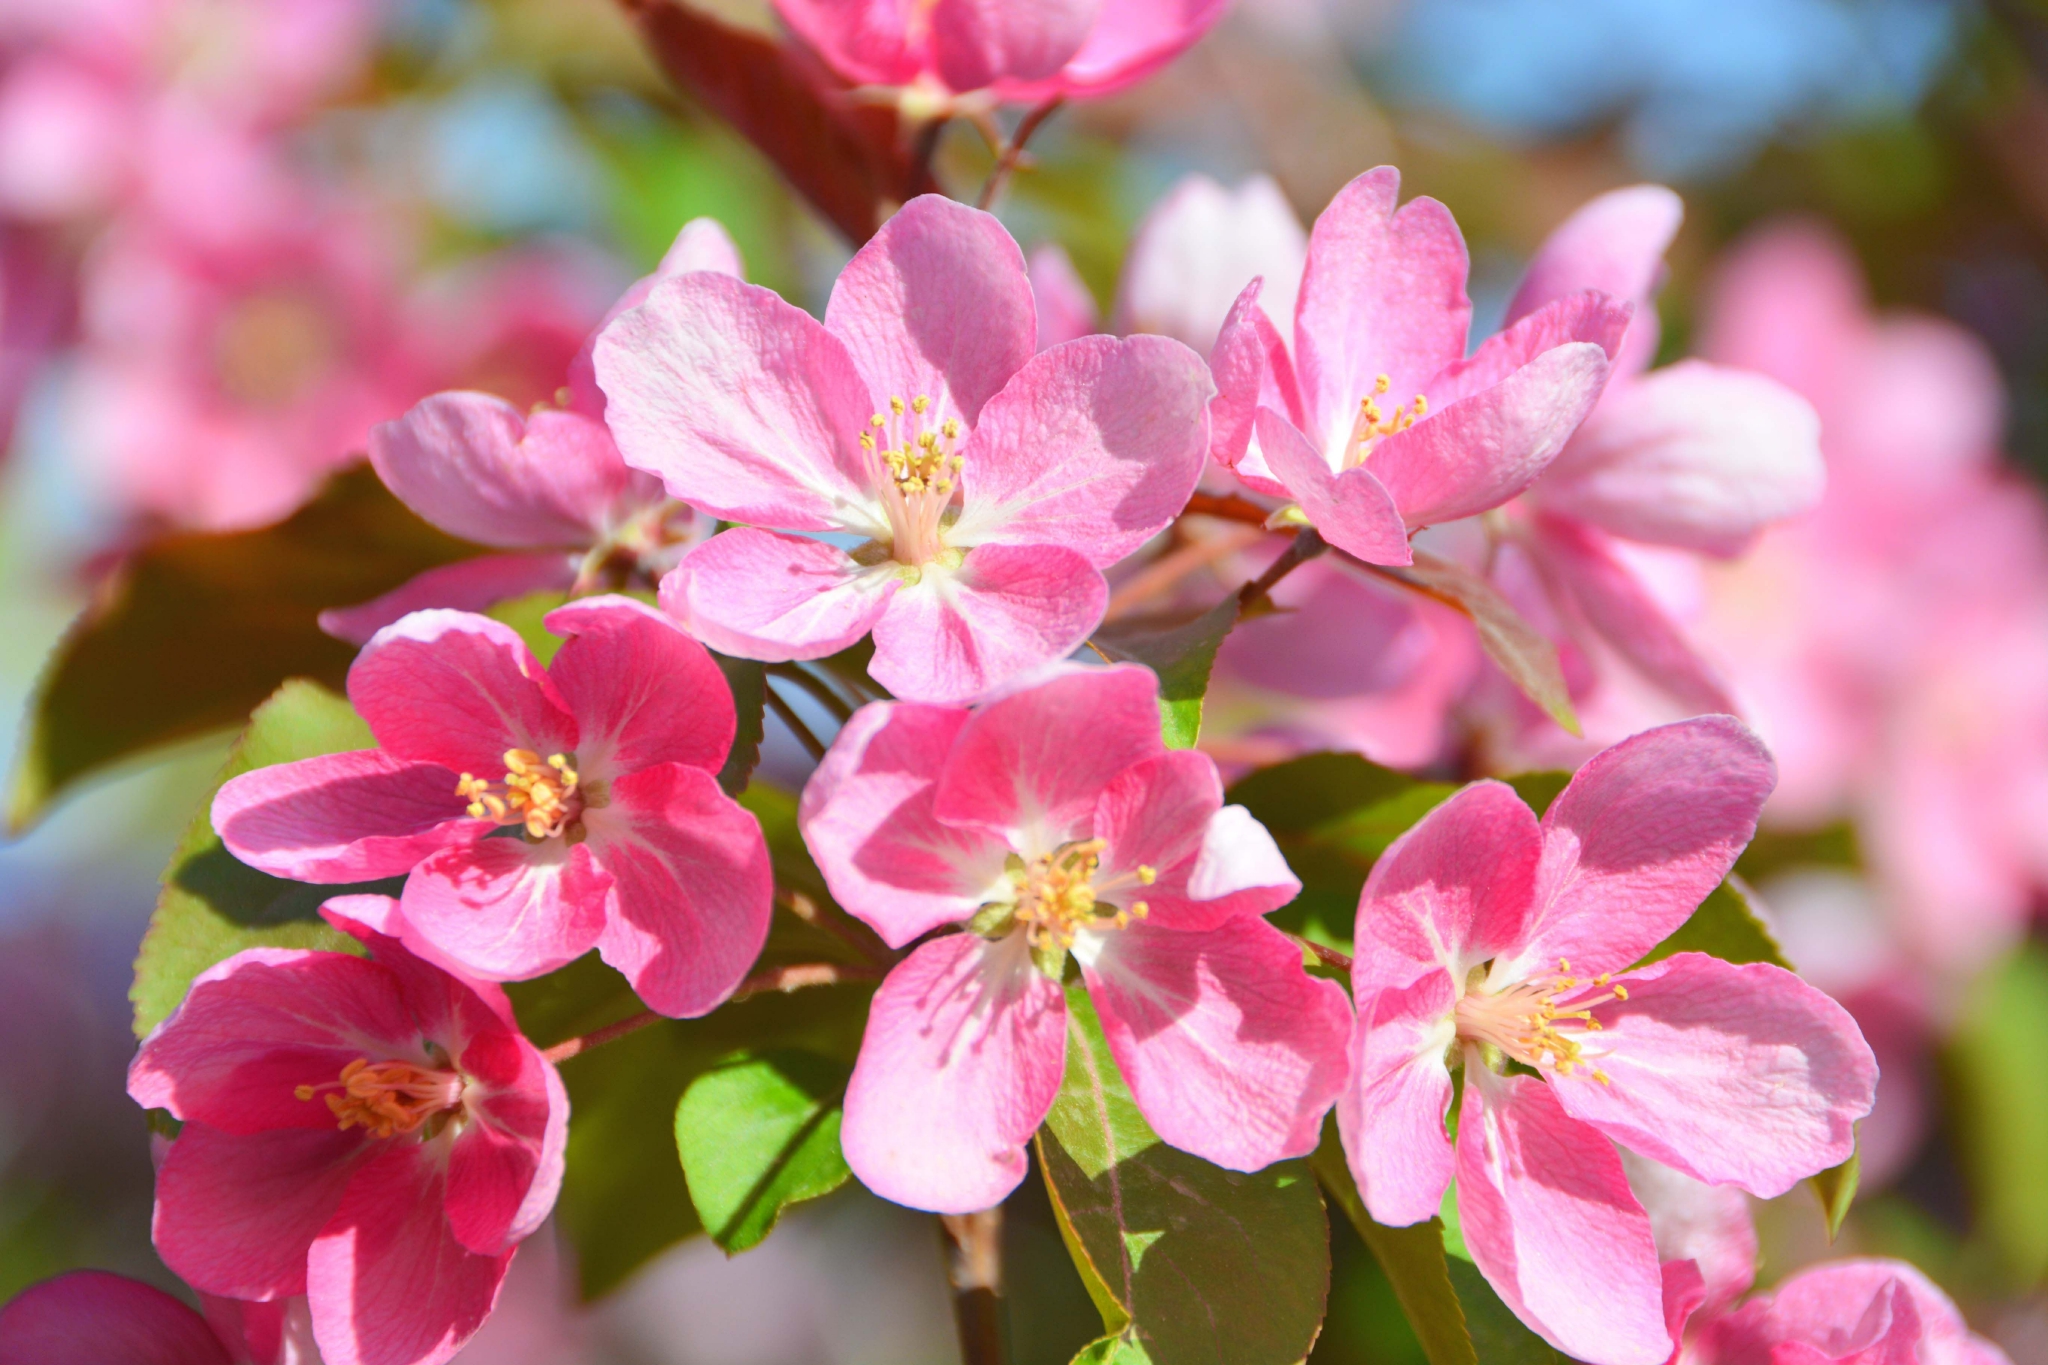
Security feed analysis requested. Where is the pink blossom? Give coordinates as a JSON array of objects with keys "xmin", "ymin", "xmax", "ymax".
[
  {"xmin": 1028, "ymin": 243, "xmax": 1098, "ymax": 350},
  {"xmin": 1692, "ymin": 1259, "xmax": 2011, "ymax": 1365},
  {"xmin": 596, "ymin": 194, "xmax": 1213, "ymax": 704},
  {"xmin": 323, "ymin": 224, "xmax": 737, "ymax": 646},
  {"xmin": 0, "ymin": 1269, "xmax": 239, "ymax": 1365},
  {"xmin": 1115, "ymin": 172, "xmax": 1307, "ymax": 356},
  {"xmin": 799, "ymin": 664, "xmax": 1350, "ymax": 1213},
  {"xmin": 212, "ymin": 598, "xmax": 773, "ymax": 1016},
  {"xmin": 1338, "ymin": 717, "xmax": 1875, "ymax": 1365},
  {"xmin": 771, "ymin": 0, "xmax": 1227, "ymax": 113},
  {"xmin": 1208, "ymin": 165, "xmax": 1624, "ymax": 566},
  {"xmin": 127, "ymin": 897, "xmax": 569, "ymax": 1365},
  {"xmin": 1622, "ymin": 1151, "xmax": 1757, "ymax": 1317}
]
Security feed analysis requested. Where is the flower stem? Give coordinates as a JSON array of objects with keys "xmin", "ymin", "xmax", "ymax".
[
  {"xmin": 1182, "ymin": 491, "xmax": 1280, "ymax": 526},
  {"xmin": 1238, "ymin": 527, "xmax": 1327, "ymax": 614},
  {"xmin": 975, "ymin": 98, "xmax": 1062, "ymax": 210},
  {"xmin": 778, "ymin": 888, "xmax": 898, "ymax": 969},
  {"xmin": 939, "ymin": 1206, "xmax": 1008, "ymax": 1365},
  {"xmin": 764, "ymin": 685, "xmax": 829, "ymax": 761},
  {"xmin": 766, "ymin": 662, "xmax": 857, "ymax": 723},
  {"xmin": 1284, "ymin": 929, "xmax": 1354, "ymax": 972},
  {"xmin": 540, "ymin": 1010, "xmax": 662, "ymax": 1063}
]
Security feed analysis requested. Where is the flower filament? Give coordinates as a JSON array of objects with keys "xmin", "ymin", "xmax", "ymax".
[
  {"xmin": 456, "ymin": 749, "xmax": 580, "ymax": 839},
  {"xmin": 860, "ymin": 393, "xmax": 963, "ymax": 567},
  {"xmin": 1343, "ymin": 373, "xmax": 1427, "ymax": 469},
  {"xmin": 296, "ymin": 1057, "xmax": 464, "ymax": 1139},
  {"xmin": 1454, "ymin": 958, "xmax": 1626, "ymax": 1085}
]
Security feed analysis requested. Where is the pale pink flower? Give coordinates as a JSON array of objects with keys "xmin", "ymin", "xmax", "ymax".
[
  {"xmin": 1027, "ymin": 242, "xmax": 1097, "ymax": 350},
  {"xmin": 1339, "ymin": 717, "xmax": 1875, "ymax": 1365},
  {"xmin": 1114, "ymin": 172, "xmax": 1307, "ymax": 356},
  {"xmin": 127, "ymin": 897, "xmax": 568, "ymax": 1365},
  {"xmin": 596, "ymin": 194, "xmax": 1213, "ymax": 704},
  {"xmin": 1622, "ymin": 1151, "xmax": 1758, "ymax": 1318},
  {"xmin": 799, "ymin": 664, "xmax": 1350, "ymax": 1213},
  {"xmin": 212, "ymin": 599, "xmax": 773, "ymax": 1016},
  {"xmin": 0, "ymin": 1269, "xmax": 241, "ymax": 1365},
  {"xmin": 322, "ymin": 224, "xmax": 737, "ymax": 646},
  {"xmin": 1209, "ymin": 165, "xmax": 1627, "ymax": 566},
  {"xmin": 771, "ymin": 0, "xmax": 1227, "ymax": 113},
  {"xmin": 1692, "ymin": 1259, "xmax": 2012, "ymax": 1365}
]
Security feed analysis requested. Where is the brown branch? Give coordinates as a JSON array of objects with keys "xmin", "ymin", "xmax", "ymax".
[
  {"xmin": 1238, "ymin": 527, "xmax": 1326, "ymax": 613},
  {"xmin": 975, "ymin": 98, "xmax": 1062, "ymax": 209},
  {"xmin": 778, "ymin": 887, "xmax": 897, "ymax": 968},
  {"xmin": 939, "ymin": 1207, "xmax": 1008, "ymax": 1365},
  {"xmin": 765, "ymin": 685, "xmax": 829, "ymax": 760},
  {"xmin": 1283, "ymin": 930, "xmax": 1353, "ymax": 972},
  {"xmin": 1182, "ymin": 491, "xmax": 1283, "ymax": 526},
  {"xmin": 729, "ymin": 960, "xmax": 883, "ymax": 1001},
  {"xmin": 542, "ymin": 1009, "xmax": 662, "ymax": 1063}
]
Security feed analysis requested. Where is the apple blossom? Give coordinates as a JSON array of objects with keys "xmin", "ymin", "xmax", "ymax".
[
  {"xmin": 596, "ymin": 193, "xmax": 1213, "ymax": 704},
  {"xmin": 212, "ymin": 598, "xmax": 772, "ymax": 1017},
  {"xmin": 1339, "ymin": 716, "xmax": 1876, "ymax": 1365},
  {"xmin": 799, "ymin": 664, "xmax": 1350, "ymax": 1213},
  {"xmin": 0, "ymin": 1270, "xmax": 239, "ymax": 1365},
  {"xmin": 1209, "ymin": 165, "xmax": 1628, "ymax": 565},
  {"xmin": 128, "ymin": 897, "xmax": 567, "ymax": 1365},
  {"xmin": 1692, "ymin": 1259, "xmax": 2012, "ymax": 1365}
]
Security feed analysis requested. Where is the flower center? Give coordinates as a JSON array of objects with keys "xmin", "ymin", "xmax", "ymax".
[
  {"xmin": 456, "ymin": 749, "xmax": 581, "ymax": 839},
  {"xmin": 1453, "ymin": 958, "xmax": 1625, "ymax": 1084},
  {"xmin": 1342, "ymin": 373, "xmax": 1428, "ymax": 469},
  {"xmin": 295, "ymin": 1057, "xmax": 464, "ymax": 1139},
  {"xmin": 860, "ymin": 393, "xmax": 963, "ymax": 567},
  {"xmin": 969, "ymin": 839, "xmax": 1156, "ymax": 978}
]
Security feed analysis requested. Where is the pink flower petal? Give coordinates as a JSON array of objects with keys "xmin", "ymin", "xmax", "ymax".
[
  {"xmin": 772, "ymin": 0, "xmax": 921, "ymax": 87},
  {"xmin": 1526, "ymin": 512, "xmax": 1738, "ymax": 714},
  {"xmin": 998, "ymin": 0, "xmax": 1228, "ymax": 100},
  {"xmin": 1257, "ymin": 407, "xmax": 1411, "ymax": 565},
  {"xmin": 1622, "ymin": 1150, "xmax": 1758, "ymax": 1312},
  {"xmin": 305, "ymin": 1144, "xmax": 511, "ymax": 1365},
  {"xmin": 1183, "ymin": 805, "xmax": 1300, "ymax": 914},
  {"xmin": 1426, "ymin": 291, "xmax": 1633, "ymax": 409},
  {"xmin": 658, "ymin": 529, "xmax": 898, "ymax": 664},
  {"xmin": 824, "ymin": 194, "xmax": 1035, "ymax": 429},
  {"xmin": 1294, "ymin": 167, "xmax": 1470, "ymax": 443},
  {"xmin": 841, "ymin": 933, "xmax": 1067, "ymax": 1213},
  {"xmin": 320, "ymin": 896, "xmax": 521, "ymax": 1033},
  {"xmin": 445, "ymin": 1044, "xmax": 566, "ymax": 1255},
  {"xmin": 543, "ymin": 595, "xmax": 735, "ymax": 775},
  {"xmin": 952, "ymin": 333, "xmax": 1211, "ymax": 566},
  {"xmin": 867, "ymin": 543, "xmax": 1108, "ymax": 704},
  {"xmin": 1711, "ymin": 1259, "xmax": 2011, "ymax": 1365},
  {"xmin": 1366, "ymin": 340, "xmax": 1611, "ymax": 528},
  {"xmin": 1536, "ymin": 361, "xmax": 1824, "ymax": 556},
  {"xmin": 351, "ymin": 611, "xmax": 577, "ymax": 777},
  {"xmin": 1091, "ymin": 753, "xmax": 1297, "ymax": 930},
  {"xmin": 0, "ymin": 1270, "xmax": 235, "ymax": 1365},
  {"xmin": 154, "ymin": 1123, "xmax": 367, "ymax": 1302},
  {"xmin": 368, "ymin": 394, "xmax": 629, "ymax": 548},
  {"xmin": 213, "ymin": 751, "xmax": 480, "ymax": 883},
  {"xmin": 1354, "ymin": 779, "xmax": 1541, "ymax": 977},
  {"xmin": 585, "ymin": 762, "xmax": 775, "ymax": 1018},
  {"xmin": 1662, "ymin": 1260, "xmax": 1710, "ymax": 1364},
  {"xmin": 930, "ymin": 0, "xmax": 1096, "ymax": 88},
  {"xmin": 130, "ymin": 949, "xmax": 419, "ymax": 1133},
  {"xmin": 798, "ymin": 701, "xmax": 1012, "ymax": 949},
  {"xmin": 1029, "ymin": 243, "xmax": 1100, "ymax": 350},
  {"xmin": 1552, "ymin": 954, "xmax": 1875, "ymax": 1198},
  {"xmin": 1116, "ymin": 173, "xmax": 1306, "ymax": 355},
  {"xmin": 1082, "ymin": 916, "xmax": 1350, "ymax": 1170},
  {"xmin": 567, "ymin": 217, "xmax": 748, "ymax": 413},
  {"xmin": 318, "ymin": 553, "xmax": 578, "ymax": 648},
  {"xmin": 1209, "ymin": 278, "xmax": 1304, "ymax": 490},
  {"xmin": 931, "ymin": 663, "xmax": 1164, "ymax": 837},
  {"xmin": 1338, "ymin": 970, "xmax": 1457, "ymax": 1225},
  {"xmin": 1507, "ymin": 716, "xmax": 1775, "ymax": 979},
  {"xmin": 400, "ymin": 839, "xmax": 611, "ymax": 982},
  {"xmin": 1455, "ymin": 1068, "xmax": 1671, "ymax": 1365},
  {"xmin": 1508, "ymin": 185, "xmax": 1683, "ymax": 383},
  {"xmin": 594, "ymin": 272, "xmax": 882, "ymax": 533}
]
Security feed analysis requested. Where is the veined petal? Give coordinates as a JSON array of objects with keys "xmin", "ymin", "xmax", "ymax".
[
  {"xmin": 351, "ymin": 611, "xmax": 577, "ymax": 777},
  {"xmin": 1354, "ymin": 779, "xmax": 1540, "ymax": 977},
  {"xmin": 1552, "ymin": 954, "xmax": 1875, "ymax": 1198},
  {"xmin": 1257, "ymin": 407, "xmax": 1411, "ymax": 565},
  {"xmin": 154, "ymin": 1123, "xmax": 366, "ymax": 1302},
  {"xmin": 1455, "ymin": 1068, "xmax": 1671, "ymax": 1365},
  {"xmin": 1425, "ymin": 292, "xmax": 1633, "ymax": 409},
  {"xmin": 798, "ymin": 701, "xmax": 1011, "ymax": 949},
  {"xmin": 867, "ymin": 544, "xmax": 1107, "ymax": 705},
  {"xmin": 213, "ymin": 751, "xmax": 480, "ymax": 883},
  {"xmin": 399, "ymin": 839, "xmax": 610, "ymax": 983},
  {"xmin": 1508, "ymin": 185, "xmax": 1683, "ymax": 383},
  {"xmin": 1621, "ymin": 1150, "xmax": 1758, "ymax": 1311},
  {"xmin": 0, "ymin": 1271, "xmax": 234, "ymax": 1365},
  {"xmin": 658, "ymin": 529, "xmax": 898, "ymax": 664},
  {"xmin": 444, "ymin": 1044, "xmax": 564, "ymax": 1255},
  {"xmin": 1029, "ymin": 243, "xmax": 1100, "ymax": 350},
  {"xmin": 930, "ymin": 0, "xmax": 1097, "ymax": 89},
  {"xmin": 1209, "ymin": 278, "xmax": 1304, "ymax": 485},
  {"xmin": 770, "ymin": 0, "xmax": 920, "ymax": 87},
  {"xmin": 1081, "ymin": 916, "xmax": 1350, "ymax": 1170},
  {"xmin": 543, "ymin": 595, "xmax": 734, "ymax": 776},
  {"xmin": 1116, "ymin": 173, "xmax": 1307, "ymax": 355},
  {"xmin": 995, "ymin": 0, "xmax": 1228, "ymax": 100},
  {"xmin": 841, "ymin": 933, "xmax": 1067, "ymax": 1213}
]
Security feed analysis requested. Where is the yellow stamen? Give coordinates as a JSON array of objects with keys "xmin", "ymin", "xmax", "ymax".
[
  {"xmin": 455, "ymin": 749, "xmax": 581, "ymax": 839},
  {"xmin": 296, "ymin": 1057, "xmax": 461, "ymax": 1139}
]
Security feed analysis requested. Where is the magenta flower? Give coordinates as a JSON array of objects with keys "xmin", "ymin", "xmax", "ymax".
[
  {"xmin": 771, "ymin": 0, "xmax": 1226, "ymax": 113},
  {"xmin": 127, "ymin": 897, "xmax": 568, "ymax": 1365},
  {"xmin": 0, "ymin": 1270, "xmax": 242, "ymax": 1365},
  {"xmin": 1338, "ymin": 717, "xmax": 1875, "ymax": 1365},
  {"xmin": 1208, "ymin": 165, "xmax": 1628, "ymax": 565},
  {"xmin": 322, "ymin": 221, "xmax": 744, "ymax": 646},
  {"xmin": 595, "ymin": 194, "xmax": 1213, "ymax": 704},
  {"xmin": 799, "ymin": 664, "xmax": 1351, "ymax": 1213},
  {"xmin": 212, "ymin": 597, "xmax": 772, "ymax": 1016},
  {"xmin": 1693, "ymin": 1259, "xmax": 2012, "ymax": 1365}
]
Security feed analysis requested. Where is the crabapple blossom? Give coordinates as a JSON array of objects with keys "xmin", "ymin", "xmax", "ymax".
[
  {"xmin": 1339, "ymin": 716, "xmax": 1875, "ymax": 1365},
  {"xmin": 1691, "ymin": 1259, "xmax": 2012, "ymax": 1365},
  {"xmin": 211, "ymin": 598, "xmax": 772, "ymax": 1017},
  {"xmin": 799, "ymin": 664, "xmax": 1350, "ymax": 1213},
  {"xmin": 128, "ymin": 897, "xmax": 567, "ymax": 1365},
  {"xmin": 1115, "ymin": 172, "xmax": 1307, "ymax": 356},
  {"xmin": 0, "ymin": 1270, "xmax": 240, "ymax": 1365},
  {"xmin": 1209, "ymin": 165, "xmax": 1628, "ymax": 565},
  {"xmin": 771, "ymin": 0, "xmax": 1227, "ymax": 115},
  {"xmin": 596, "ymin": 193, "xmax": 1213, "ymax": 704}
]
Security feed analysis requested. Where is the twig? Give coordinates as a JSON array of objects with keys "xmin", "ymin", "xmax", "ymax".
[
  {"xmin": 542, "ymin": 1009, "xmax": 662, "ymax": 1063},
  {"xmin": 779, "ymin": 888, "xmax": 897, "ymax": 969},
  {"xmin": 1105, "ymin": 524, "xmax": 1268, "ymax": 620},
  {"xmin": 730, "ymin": 961, "xmax": 883, "ymax": 1000},
  {"xmin": 1084, "ymin": 638, "xmax": 1113, "ymax": 663},
  {"xmin": 766, "ymin": 662, "xmax": 856, "ymax": 723},
  {"xmin": 1284, "ymin": 929, "xmax": 1353, "ymax": 973},
  {"xmin": 975, "ymin": 98, "xmax": 1062, "ymax": 209},
  {"xmin": 1183, "ymin": 491, "xmax": 1282, "ymax": 526},
  {"xmin": 939, "ymin": 1207, "xmax": 1008, "ymax": 1365},
  {"xmin": 1238, "ymin": 527, "xmax": 1326, "ymax": 613},
  {"xmin": 765, "ymin": 684, "xmax": 829, "ymax": 761}
]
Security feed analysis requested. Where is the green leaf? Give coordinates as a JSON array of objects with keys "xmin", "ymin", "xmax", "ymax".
[
  {"xmin": 1309, "ymin": 1120, "xmax": 1477, "ymax": 1365},
  {"xmin": 1945, "ymin": 943, "xmax": 2048, "ymax": 1287},
  {"xmin": 1071, "ymin": 1335, "xmax": 1153, "ymax": 1365},
  {"xmin": 11, "ymin": 466, "xmax": 481, "ymax": 832},
  {"xmin": 1094, "ymin": 596, "xmax": 1240, "ymax": 749},
  {"xmin": 1359, "ymin": 550, "xmax": 1578, "ymax": 737},
  {"xmin": 1812, "ymin": 1148, "xmax": 1861, "ymax": 1242},
  {"xmin": 713, "ymin": 653, "xmax": 768, "ymax": 796},
  {"xmin": 1635, "ymin": 876, "xmax": 1793, "ymax": 971},
  {"xmin": 1504, "ymin": 771, "xmax": 1571, "ymax": 819},
  {"xmin": 131, "ymin": 680, "xmax": 385, "ymax": 1036},
  {"xmin": 484, "ymin": 590, "xmax": 571, "ymax": 665},
  {"xmin": 1442, "ymin": 1257, "xmax": 1565, "ymax": 1365},
  {"xmin": 675, "ymin": 1049, "xmax": 852, "ymax": 1253},
  {"xmin": 1036, "ymin": 985, "xmax": 1329, "ymax": 1365}
]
